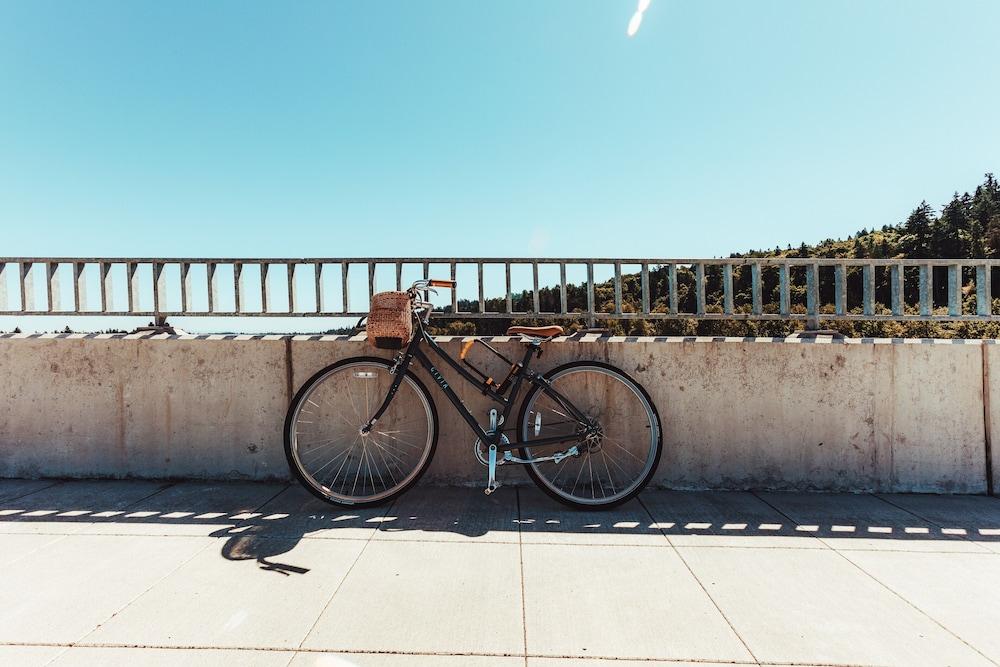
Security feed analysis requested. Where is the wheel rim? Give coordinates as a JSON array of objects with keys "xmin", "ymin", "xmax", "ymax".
[
  {"xmin": 522, "ymin": 365, "xmax": 659, "ymax": 506},
  {"xmin": 288, "ymin": 361, "xmax": 434, "ymax": 504}
]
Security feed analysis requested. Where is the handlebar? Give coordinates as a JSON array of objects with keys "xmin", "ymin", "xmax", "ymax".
[
  {"xmin": 407, "ymin": 279, "xmax": 454, "ymax": 324},
  {"xmin": 408, "ymin": 278, "xmax": 455, "ymax": 293}
]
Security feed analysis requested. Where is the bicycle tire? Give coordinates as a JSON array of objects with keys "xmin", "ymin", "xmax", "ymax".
[
  {"xmin": 284, "ymin": 356, "xmax": 438, "ymax": 508},
  {"xmin": 516, "ymin": 360, "xmax": 662, "ymax": 509}
]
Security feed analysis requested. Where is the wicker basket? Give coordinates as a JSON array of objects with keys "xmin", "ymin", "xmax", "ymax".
[{"xmin": 367, "ymin": 291, "xmax": 413, "ymax": 349}]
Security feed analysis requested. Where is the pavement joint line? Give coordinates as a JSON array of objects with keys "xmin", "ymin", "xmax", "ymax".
[
  {"xmin": 515, "ymin": 486, "xmax": 528, "ymax": 667},
  {"xmin": 72, "ymin": 480, "xmax": 287, "ymax": 648},
  {"xmin": 2, "ymin": 641, "xmax": 773, "ymax": 664},
  {"xmin": 4, "ymin": 639, "xmax": 950, "ymax": 665},
  {"xmin": 295, "ymin": 494, "xmax": 400, "ymax": 650},
  {"xmin": 635, "ymin": 495, "xmax": 761, "ymax": 666},
  {"xmin": 75, "ymin": 533, "xmax": 217, "ymax": 646},
  {"xmin": 0, "ymin": 482, "xmax": 185, "ymax": 557},
  {"xmin": 750, "ymin": 492, "xmax": 1000, "ymax": 667},
  {"xmin": 28, "ymin": 526, "xmax": 999, "ymax": 551},
  {"xmin": 835, "ymin": 549, "xmax": 1000, "ymax": 667},
  {"xmin": 40, "ymin": 644, "xmax": 71, "ymax": 667},
  {"xmin": 0, "ymin": 532, "xmax": 73, "ymax": 569},
  {"xmin": 21, "ymin": 528, "xmax": 994, "ymax": 554},
  {"xmin": 873, "ymin": 493, "xmax": 995, "ymax": 552}
]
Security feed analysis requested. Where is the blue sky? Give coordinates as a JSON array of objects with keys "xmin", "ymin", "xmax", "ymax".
[{"xmin": 2, "ymin": 0, "xmax": 998, "ymax": 263}]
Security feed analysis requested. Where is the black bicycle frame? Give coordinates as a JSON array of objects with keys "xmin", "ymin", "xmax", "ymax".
[{"xmin": 363, "ymin": 320, "xmax": 592, "ymax": 454}]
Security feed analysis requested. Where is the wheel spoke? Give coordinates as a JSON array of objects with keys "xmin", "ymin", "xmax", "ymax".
[
  {"xmin": 287, "ymin": 361, "xmax": 435, "ymax": 505},
  {"xmin": 522, "ymin": 364, "xmax": 658, "ymax": 507}
]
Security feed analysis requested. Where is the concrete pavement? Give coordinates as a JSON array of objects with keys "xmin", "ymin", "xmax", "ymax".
[{"xmin": 1, "ymin": 480, "xmax": 999, "ymax": 666}]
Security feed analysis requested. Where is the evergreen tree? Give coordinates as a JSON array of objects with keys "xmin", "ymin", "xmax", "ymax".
[
  {"xmin": 897, "ymin": 201, "xmax": 937, "ymax": 258},
  {"xmin": 936, "ymin": 193, "xmax": 968, "ymax": 257},
  {"xmin": 972, "ymin": 174, "xmax": 1000, "ymax": 257}
]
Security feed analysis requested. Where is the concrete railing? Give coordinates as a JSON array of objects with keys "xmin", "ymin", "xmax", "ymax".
[
  {"xmin": 0, "ymin": 332, "xmax": 995, "ymax": 494},
  {"xmin": 3, "ymin": 257, "xmax": 1000, "ymax": 328}
]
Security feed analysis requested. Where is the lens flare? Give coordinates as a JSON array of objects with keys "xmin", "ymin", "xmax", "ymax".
[
  {"xmin": 627, "ymin": 0, "xmax": 652, "ymax": 37},
  {"xmin": 627, "ymin": 12, "xmax": 643, "ymax": 37}
]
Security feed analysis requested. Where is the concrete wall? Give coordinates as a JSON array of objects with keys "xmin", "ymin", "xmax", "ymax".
[{"xmin": 0, "ymin": 333, "xmax": 994, "ymax": 494}]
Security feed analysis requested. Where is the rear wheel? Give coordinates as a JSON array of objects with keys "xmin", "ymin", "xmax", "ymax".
[
  {"xmin": 284, "ymin": 357, "xmax": 437, "ymax": 507},
  {"xmin": 517, "ymin": 361, "xmax": 661, "ymax": 509}
]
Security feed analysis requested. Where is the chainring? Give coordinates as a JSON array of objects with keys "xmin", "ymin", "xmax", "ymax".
[{"xmin": 474, "ymin": 433, "xmax": 510, "ymax": 466}]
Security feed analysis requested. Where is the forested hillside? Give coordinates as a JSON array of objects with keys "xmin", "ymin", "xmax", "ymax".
[{"xmin": 431, "ymin": 173, "xmax": 1000, "ymax": 338}]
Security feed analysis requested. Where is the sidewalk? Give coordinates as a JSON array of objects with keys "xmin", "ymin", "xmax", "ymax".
[{"xmin": 1, "ymin": 480, "xmax": 999, "ymax": 666}]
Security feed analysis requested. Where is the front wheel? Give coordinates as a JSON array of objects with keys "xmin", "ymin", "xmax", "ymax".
[
  {"xmin": 517, "ymin": 361, "xmax": 662, "ymax": 509},
  {"xmin": 284, "ymin": 356, "xmax": 438, "ymax": 507}
]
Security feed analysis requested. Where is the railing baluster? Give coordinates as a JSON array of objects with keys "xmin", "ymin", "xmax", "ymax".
[
  {"xmin": 560, "ymin": 263, "xmax": 568, "ymax": 314},
  {"xmin": 153, "ymin": 262, "xmax": 167, "ymax": 316},
  {"xmin": 779, "ymin": 263, "xmax": 790, "ymax": 316},
  {"xmin": 20, "ymin": 263, "xmax": 31, "ymax": 312},
  {"xmin": 208, "ymin": 263, "xmax": 217, "ymax": 313},
  {"xmin": 451, "ymin": 262, "xmax": 458, "ymax": 313},
  {"xmin": 978, "ymin": 264, "xmax": 992, "ymax": 316},
  {"xmin": 315, "ymin": 262, "xmax": 325, "ymax": 313},
  {"xmin": 288, "ymin": 262, "xmax": 297, "ymax": 313},
  {"xmin": 341, "ymin": 262, "xmax": 350, "ymax": 313},
  {"xmin": 478, "ymin": 262, "xmax": 485, "ymax": 314},
  {"xmin": 614, "ymin": 262, "xmax": 622, "ymax": 315},
  {"xmin": 261, "ymin": 263, "xmax": 270, "ymax": 313},
  {"xmin": 640, "ymin": 263, "xmax": 650, "ymax": 314},
  {"xmin": 234, "ymin": 262, "xmax": 244, "ymax": 313},
  {"xmin": 919, "ymin": 264, "xmax": 933, "ymax": 316},
  {"xmin": 128, "ymin": 262, "xmax": 139, "ymax": 314},
  {"xmin": 532, "ymin": 262, "xmax": 540, "ymax": 314},
  {"xmin": 181, "ymin": 262, "xmax": 192, "ymax": 314},
  {"xmin": 723, "ymin": 264, "xmax": 734, "ymax": 315},
  {"xmin": 586, "ymin": 262, "xmax": 595, "ymax": 325},
  {"xmin": 73, "ymin": 262, "xmax": 85, "ymax": 313},
  {"xmin": 47, "ymin": 262, "xmax": 58, "ymax": 312},
  {"xmin": 834, "ymin": 263, "xmax": 846, "ymax": 316},
  {"xmin": 862, "ymin": 263, "xmax": 874, "ymax": 316},
  {"xmin": 694, "ymin": 263, "xmax": 706, "ymax": 315},
  {"xmin": 806, "ymin": 262, "xmax": 819, "ymax": 328},
  {"xmin": 751, "ymin": 262, "xmax": 762, "ymax": 315},
  {"xmin": 667, "ymin": 263, "xmax": 678, "ymax": 314},
  {"xmin": 948, "ymin": 264, "xmax": 961, "ymax": 317},
  {"xmin": 368, "ymin": 261, "xmax": 376, "ymax": 307},
  {"xmin": 0, "ymin": 262, "xmax": 7, "ymax": 311},
  {"xmin": 505, "ymin": 262, "xmax": 512, "ymax": 314},
  {"xmin": 890, "ymin": 264, "xmax": 904, "ymax": 316}
]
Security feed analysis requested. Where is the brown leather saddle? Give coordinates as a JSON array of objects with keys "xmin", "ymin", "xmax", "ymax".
[{"xmin": 506, "ymin": 325, "xmax": 564, "ymax": 338}]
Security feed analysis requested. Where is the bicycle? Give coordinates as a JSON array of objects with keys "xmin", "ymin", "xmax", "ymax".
[{"xmin": 283, "ymin": 279, "xmax": 662, "ymax": 509}]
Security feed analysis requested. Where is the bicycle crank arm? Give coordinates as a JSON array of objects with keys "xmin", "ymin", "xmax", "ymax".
[
  {"xmin": 485, "ymin": 444, "xmax": 500, "ymax": 495},
  {"xmin": 503, "ymin": 445, "xmax": 581, "ymax": 466}
]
